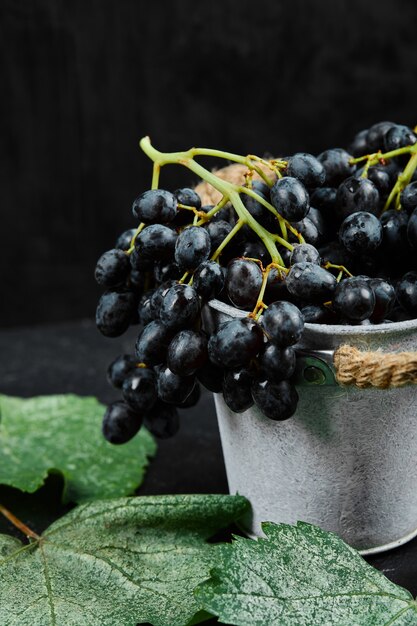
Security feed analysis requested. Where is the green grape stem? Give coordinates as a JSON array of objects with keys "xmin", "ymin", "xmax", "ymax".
[
  {"xmin": 126, "ymin": 222, "xmax": 145, "ymax": 255},
  {"xmin": 383, "ymin": 149, "xmax": 417, "ymax": 212},
  {"xmin": 349, "ymin": 142, "xmax": 417, "ymax": 213},
  {"xmin": 211, "ymin": 219, "xmax": 245, "ymax": 261},
  {"xmin": 139, "ymin": 136, "xmax": 291, "ymax": 265}
]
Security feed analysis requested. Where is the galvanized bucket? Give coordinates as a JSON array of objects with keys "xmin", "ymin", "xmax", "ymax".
[{"xmin": 206, "ymin": 299, "xmax": 417, "ymax": 555}]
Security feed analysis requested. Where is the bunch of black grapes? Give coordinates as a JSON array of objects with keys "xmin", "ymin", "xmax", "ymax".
[{"xmin": 95, "ymin": 121, "xmax": 417, "ymax": 444}]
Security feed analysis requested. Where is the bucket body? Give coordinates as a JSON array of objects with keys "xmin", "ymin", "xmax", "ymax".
[{"xmin": 207, "ymin": 300, "xmax": 417, "ymax": 554}]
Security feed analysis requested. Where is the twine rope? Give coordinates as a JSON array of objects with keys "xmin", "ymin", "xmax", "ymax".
[{"xmin": 334, "ymin": 345, "xmax": 417, "ymax": 389}]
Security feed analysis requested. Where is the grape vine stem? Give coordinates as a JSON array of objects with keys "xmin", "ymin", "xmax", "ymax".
[
  {"xmin": 139, "ymin": 136, "xmax": 299, "ymax": 266},
  {"xmin": 349, "ymin": 142, "xmax": 417, "ymax": 213},
  {"xmin": 0, "ymin": 504, "xmax": 40, "ymax": 541}
]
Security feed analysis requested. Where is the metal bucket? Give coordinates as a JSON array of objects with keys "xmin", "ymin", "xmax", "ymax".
[{"xmin": 206, "ymin": 299, "xmax": 417, "ymax": 555}]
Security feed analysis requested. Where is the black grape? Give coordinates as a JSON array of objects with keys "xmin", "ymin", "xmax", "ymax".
[
  {"xmin": 262, "ymin": 301, "xmax": 304, "ymax": 347},
  {"xmin": 208, "ymin": 318, "xmax": 264, "ymax": 369},
  {"xmin": 102, "ymin": 401, "xmax": 143, "ymax": 444},
  {"xmin": 225, "ymin": 259, "xmax": 263, "ymax": 310},
  {"xmin": 96, "ymin": 290, "xmax": 137, "ymax": 337},
  {"xmin": 132, "ymin": 189, "xmax": 177, "ymax": 224},
  {"xmin": 251, "ymin": 379, "xmax": 298, "ymax": 421},
  {"xmin": 175, "ymin": 226, "xmax": 211, "ymax": 271},
  {"xmin": 95, "ymin": 249, "xmax": 130, "ymax": 288},
  {"xmin": 167, "ymin": 330, "xmax": 208, "ymax": 376},
  {"xmin": 270, "ymin": 176, "xmax": 310, "ymax": 222},
  {"xmin": 222, "ymin": 368, "xmax": 254, "ymax": 413},
  {"xmin": 159, "ymin": 283, "xmax": 200, "ymax": 331}
]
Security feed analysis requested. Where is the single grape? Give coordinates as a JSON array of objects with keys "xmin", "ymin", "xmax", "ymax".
[
  {"xmin": 290, "ymin": 243, "xmax": 321, "ymax": 265},
  {"xmin": 319, "ymin": 241, "xmax": 353, "ymax": 268},
  {"xmin": 174, "ymin": 226, "xmax": 211, "ymax": 271},
  {"xmin": 167, "ymin": 330, "xmax": 208, "ymax": 376},
  {"xmin": 115, "ymin": 228, "xmax": 136, "ymax": 251},
  {"xmin": 102, "ymin": 401, "xmax": 142, "ymax": 444},
  {"xmin": 286, "ymin": 262, "xmax": 337, "ymax": 302},
  {"xmin": 270, "ymin": 176, "xmax": 310, "ymax": 222},
  {"xmin": 193, "ymin": 260, "xmax": 225, "ymax": 300},
  {"xmin": 251, "ymin": 379, "xmax": 298, "ymax": 421},
  {"xmin": 262, "ymin": 301, "xmax": 304, "ymax": 347},
  {"xmin": 317, "ymin": 148, "xmax": 354, "ymax": 186},
  {"xmin": 138, "ymin": 290, "xmax": 156, "ymax": 325},
  {"xmin": 301, "ymin": 304, "xmax": 338, "ymax": 324},
  {"xmin": 196, "ymin": 361, "xmax": 224, "ymax": 392},
  {"xmin": 339, "ymin": 211, "xmax": 383, "ymax": 254},
  {"xmin": 144, "ymin": 402, "xmax": 180, "ymax": 439},
  {"xmin": 122, "ymin": 368, "xmax": 157, "ymax": 412},
  {"xmin": 396, "ymin": 272, "xmax": 417, "ymax": 315},
  {"xmin": 286, "ymin": 152, "xmax": 325, "ymax": 188},
  {"xmin": 380, "ymin": 210, "xmax": 409, "ymax": 252},
  {"xmin": 362, "ymin": 166, "xmax": 392, "ymax": 198},
  {"xmin": 205, "ymin": 219, "xmax": 233, "ymax": 253},
  {"xmin": 292, "ymin": 216, "xmax": 320, "ymax": 246},
  {"xmin": 252, "ymin": 179, "xmax": 271, "ymax": 197},
  {"xmin": 307, "ymin": 207, "xmax": 328, "ymax": 242},
  {"xmin": 135, "ymin": 320, "xmax": 173, "ymax": 365},
  {"xmin": 258, "ymin": 343, "xmax": 296, "ymax": 382},
  {"xmin": 407, "ymin": 208, "xmax": 417, "ymax": 248},
  {"xmin": 149, "ymin": 280, "xmax": 177, "ymax": 318},
  {"xmin": 235, "ymin": 240, "xmax": 269, "ymax": 267},
  {"xmin": 335, "ymin": 177, "xmax": 379, "ymax": 220},
  {"xmin": 95, "ymin": 249, "xmax": 130, "ymax": 288},
  {"xmin": 107, "ymin": 355, "xmax": 138, "ymax": 388},
  {"xmin": 225, "ymin": 259, "xmax": 263, "ymax": 310},
  {"xmin": 159, "ymin": 283, "xmax": 200, "ymax": 331},
  {"xmin": 174, "ymin": 187, "xmax": 202, "ymax": 209},
  {"xmin": 154, "ymin": 261, "xmax": 182, "ymax": 283},
  {"xmin": 180, "ymin": 383, "xmax": 201, "ymax": 408},
  {"xmin": 156, "ymin": 366, "xmax": 196, "ymax": 404},
  {"xmin": 264, "ymin": 268, "xmax": 295, "ymax": 304},
  {"xmin": 240, "ymin": 189, "xmax": 274, "ymax": 232},
  {"xmin": 208, "ymin": 318, "xmax": 264, "ymax": 369},
  {"xmin": 401, "ymin": 182, "xmax": 417, "ymax": 214},
  {"xmin": 384, "ymin": 124, "xmax": 417, "ymax": 151},
  {"xmin": 366, "ymin": 121, "xmax": 395, "ymax": 151},
  {"xmin": 349, "ymin": 129, "xmax": 369, "ymax": 157},
  {"xmin": 240, "ymin": 188, "xmax": 266, "ymax": 218},
  {"xmin": 389, "ymin": 307, "xmax": 413, "ymax": 322},
  {"xmin": 200, "ymin": 203, "xmax": 233, "ymax": 223},
  {"xmin": 96, "ymin": 290, "xmax": 137, "ymax": 337},
  {"xmin": 129, "ymin": 247, "xmax": 153, "ymax": 271},
  {"xmin": 369, "ymin": 278, "xmax": 396, "ymax": 322},
  {"xmin": 129, "ymin": 268, "xmax": 144, "ymax": 292},
  {"xmin": 135, "ymin": 224, "xmax": 177, "ymax": 262},
  {"xmin": 132, "ymin": 189, "xmax": 177, "ymax": 224},
  {"xmin": 310, "ymin": 187, "xmax": 337, "ymax": 219},
  {"xmin": 222, "ymin": 368, "xmax": 254, "ymax": 413},
  {"xmin": 333, "ymin": 277, "xmax": 376, "ymax": 321}
]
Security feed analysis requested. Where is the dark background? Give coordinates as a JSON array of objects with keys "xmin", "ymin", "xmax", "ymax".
[
  {"xmin": 2, "ymin": 0, "xmax": 417, "ymax": 327},
  {"xmin": 2, "ymin": 1, "xmax": 417, "ymax": 614}
]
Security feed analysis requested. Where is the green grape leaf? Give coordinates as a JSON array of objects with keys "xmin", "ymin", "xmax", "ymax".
[
  {"xmin": 0, "ymin": 394, "xmax": 156, "ymax": 503},
  {"xmin": 196, "ymin": 521, "xmax": 417, "ymax": 626},
  {"xmin": 0, "ymin": 494, "xmax": 249, "ymax": 626}
]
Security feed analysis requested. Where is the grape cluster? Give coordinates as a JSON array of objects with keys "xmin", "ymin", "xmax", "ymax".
[{"xmin": 96, "ymin": 122, "xmax": 417, "ymax": 444}]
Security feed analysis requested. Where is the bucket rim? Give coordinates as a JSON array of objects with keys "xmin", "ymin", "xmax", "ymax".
[{"xmin": 208, "ymin": 299, "xmax": 417, "ymax": 336}]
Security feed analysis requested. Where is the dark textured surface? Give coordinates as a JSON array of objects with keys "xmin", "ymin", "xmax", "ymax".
[
  {"xmin": 2, "ymin": 0, "xmax": 417, "ymax": 326},
  {"xmin": 0, "ymin": 319, "xmax": 417, "ymax": 610}
]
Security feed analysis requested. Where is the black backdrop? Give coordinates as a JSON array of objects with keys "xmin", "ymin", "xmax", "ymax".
[{"xmin": 2, "ymin": 0, "xmax": 417, "ymax": 327}]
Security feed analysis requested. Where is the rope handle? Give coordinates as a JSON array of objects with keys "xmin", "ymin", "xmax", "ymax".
[{"xmin": 334, "ymin": 345, "xmax": 417, "ymax": 389}]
